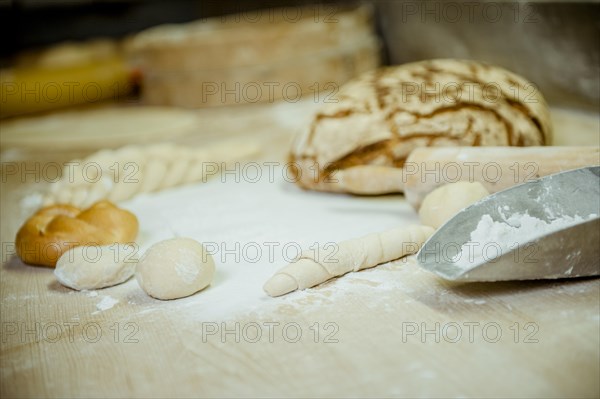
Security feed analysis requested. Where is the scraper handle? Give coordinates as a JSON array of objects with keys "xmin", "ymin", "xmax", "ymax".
[{"xmin": 403, "ymin": 146, "xmax": 600, "ymax": 209}]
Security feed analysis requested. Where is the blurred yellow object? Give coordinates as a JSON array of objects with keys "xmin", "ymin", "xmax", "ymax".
[{"xmin": 1, "ymin": 57, "xmax": 131, "ymax": 118}]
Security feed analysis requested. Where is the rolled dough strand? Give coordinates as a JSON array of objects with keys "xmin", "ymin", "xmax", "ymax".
[
  {"xmin": 70, "ymin": 186, "xmax": 89, "ymax": 208},
  {"xmin": 181, "ymin": 149, "xmax": 211, "ymax": 184},
  {"xmin": 44, "ymin": 180, "xmax": 78, "ymax": 207},
  {"xmin": 42, "ymin": 141, "xmax": 260, "ymax": 206},
  {"xmin": 42, "ymin": 148, "xmax": 118, "ymax": 207},
  {"xmin": 263, "ymin": 224, "xmax": 435, "ymax": 297},
  {"xmin": 79, "ymin": 180, "xmax": 111, "ymax": 209},
  {"xmin": 43, "ymin": 163, "xmax": 101, "ymax": 207},
  {"xmin": 107, "ymin": 146, "xmax": 147, "ymax": 202},
  {"xmin": 42, "ymin": 160, "xmax": 81, "ymax": 205},
  {"xmin": 162, "ymin": 147, "xmax": 193, "ymax": 188},
  {"xmin": 135, "ymin": 144, "xmax": 173, "ymax": 194}
]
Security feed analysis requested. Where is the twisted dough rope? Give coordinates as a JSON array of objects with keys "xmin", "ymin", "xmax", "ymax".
[
  {"xmin": 263, "ymin": 224, "xmax": 435, "ymax": 297},
  {"xmin": 43, "ymin": 141, "xmax": 260, "ymax": 208}
]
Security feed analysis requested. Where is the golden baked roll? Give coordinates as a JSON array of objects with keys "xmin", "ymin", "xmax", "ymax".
[
  {"xmin": 290, "ymin": 59, "xmax": 552, "ymax": 194},
  {"xmin": 15, "ymin": 201, "xmax": 138, "ymax": 267}
]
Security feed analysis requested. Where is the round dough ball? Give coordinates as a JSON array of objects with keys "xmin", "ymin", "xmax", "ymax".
[
  {"xmin": 136, "ymin": 238, "xmax": 215, "ymax": 300},
  {"xmin": 54, "ymin": 244, "xmax": 137, "ymax": 290},
  {"xmin": 419, "ymin": 182, "xmax": 490, "ymax": 229}
]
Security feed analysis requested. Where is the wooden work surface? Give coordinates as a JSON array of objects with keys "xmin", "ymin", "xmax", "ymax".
[{"xmin": 1, "ymin": 102, "xmax": 599, "ymax": 398}]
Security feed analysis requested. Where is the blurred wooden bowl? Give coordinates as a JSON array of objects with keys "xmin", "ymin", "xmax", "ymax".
[{"xmin": 126, "ymin": 4, "xmax": 380, "ymax": 107}]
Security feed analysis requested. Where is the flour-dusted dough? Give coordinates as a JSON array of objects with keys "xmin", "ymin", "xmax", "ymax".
[
  {"xmin": 263, "ymin": 225, "xmax": 434, "ymax": 297},
  {"xmin": 136, "ymin": 238, "xmax": 215, "ymax": 300},
  {"xmin": 54, "ymin": 244, "xmax": 137, "ymax": 290},
  {"xmin": 42, "ymin": 140, "xmax": 259, "ymax": 208},
  {"xmin": 419, "ymin": 182, "xmax": 490, "ymax": 229}
]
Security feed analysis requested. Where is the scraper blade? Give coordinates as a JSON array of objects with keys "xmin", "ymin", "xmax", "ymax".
[{"xmin": 417, "ymin": 166, "xmax": 600, "ymax": 282}]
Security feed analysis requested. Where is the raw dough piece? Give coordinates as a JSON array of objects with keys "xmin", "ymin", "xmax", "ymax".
[
  {"xmin": 419, "ymin": 182, "xmax": 490, "ymax": 229},
  {"xmin": 42, "ymin": 141, "xmax": 259, "ymax": 208},
  {"xmin": 136, "ymin": 238, "xmax": 215, "ymax": 300},
  {"xmin": 263, "ymin": 224, "xmax": 434, "ymax": 297},
  {"xmin": 54, "ymin": 244, "xmax": 137, "ymax": 290}
]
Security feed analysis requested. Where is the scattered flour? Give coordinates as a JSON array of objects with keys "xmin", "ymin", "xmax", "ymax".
[
  {"xmin": 452, "ymin": 211, "xmax": 596, "ymax": 269},
  {"xmin": 174, "ymin": 249, "xmax": 200, "ymax": 284},
  {"xmin": 20, "ymin": 192, "xmax": 43, "ymax": 211},
  {"xmin": 463, "ymin": 299, "xmax": 487, "ymax": 305},
  {"xmin": 118, "ymin": 166, "xmax": 420, "ymax": 320},
  {"xmin": 127, "ymin": 258, "xmax": 423, "ymax": 321},
  {"xmin": 11, "ymin": 165, "xmax": 420, "ymax": 321},
  {"xmin": 94, "ymin": 296, "xmax": 118, "ymax": 313}
]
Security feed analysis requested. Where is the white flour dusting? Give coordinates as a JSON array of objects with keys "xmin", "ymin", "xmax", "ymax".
[
  {"xmin": 118, "ymin": 166, "xmax": 419, "ymax": 320},
  {"xmin": 94, "ymin": 295, "xmax": 118, "ymax": 312},
  {"xmin": 122, "ymin": 256, "xmax": 423, "ymax": 321},
  {"xmin": 20, "ymin": 191, "xmax": 43, "ymax": 210},
  {"xmin": 452, "ymin": 211, "xmax": 596, "ymax": 269},
  {"xmin": 174, "ymin": 248, "xmax": 200, "ymax": 284}
]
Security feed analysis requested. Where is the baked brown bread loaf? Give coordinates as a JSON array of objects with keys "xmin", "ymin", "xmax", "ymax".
[
  {"xmin": 290, "ymin": 59, "xmax": 552, "ymax": 194},
  {"xmin": 15, "ymin": 201, "xmax": 138, "ymax": 267}
]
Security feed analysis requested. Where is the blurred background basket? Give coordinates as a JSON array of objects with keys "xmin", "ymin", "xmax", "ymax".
[{"xmin": 126, "ymin": 4, "xmax": 380, "ymax": 107}]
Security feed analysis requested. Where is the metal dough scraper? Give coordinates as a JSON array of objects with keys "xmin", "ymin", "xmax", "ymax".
[{"xmin": 417, "ymin": 166, "xmax": 600, "ymax": 282}]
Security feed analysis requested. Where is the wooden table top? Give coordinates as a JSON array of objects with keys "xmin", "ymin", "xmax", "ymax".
[{"xmin": 1, "ymin": 102, "xmax": 599, "ymax": 398}]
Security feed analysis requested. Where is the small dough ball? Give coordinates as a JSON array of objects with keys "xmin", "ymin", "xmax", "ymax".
[
  {"xmin": 136, "ymin": 238, "xmax": 215, "ymax": 300},
  {"xmin": 419, "ymin": 182, "xmax": 490, "ymax": 229},
  {"xmin": 55, "ymin": 244, "xmax": 137, "ymax": 290}
]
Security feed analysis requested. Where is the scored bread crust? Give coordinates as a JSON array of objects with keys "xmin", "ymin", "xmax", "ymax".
[{"xmin": 289, "ymin": 59, "xmax": 552, "ymax": 193}]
